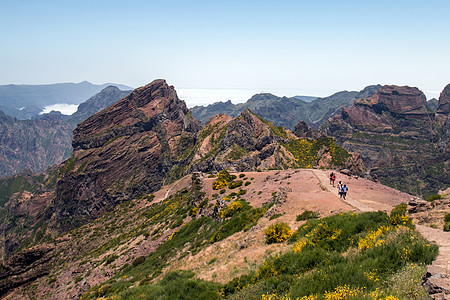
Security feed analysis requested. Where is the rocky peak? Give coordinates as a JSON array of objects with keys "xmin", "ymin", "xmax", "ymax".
[
  {"xmin": 72, "ymin": 79, "xmax": 201, "ymax": 150},
  {"xmin": 355, "ymin": 85, "xmax": 428, "ymax": 117},
  {"xmin": 53, "ymin": 79, "xmax": 202, "ymax": 231},
  {"xmin": 293, "ymin": 121, "xmax": 322, "ymax": 139},
  {"xmin": 437, "ymin": 83, "xmax": 450, "ymax": 115}
]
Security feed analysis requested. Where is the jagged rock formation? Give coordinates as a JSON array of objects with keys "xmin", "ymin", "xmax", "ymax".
[
  {"xmin": 52, "ymin": 79, "xmax": 202, "ymax": 231},
  {"xmin": 328, "ymin": 84, "xmax": 449, "ymax": 196},
  {"xmin": 190, "ymin": 85, "xmax": 381, "ymax": 129},
  {"xmin": 191, "ymin": 110, "xmax": 297, "ymax": 172}
]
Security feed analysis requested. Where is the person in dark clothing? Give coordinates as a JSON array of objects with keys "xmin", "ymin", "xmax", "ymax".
[{"xmin": 342, "ymin": 184, "xmax": 348, "ymax": 200}]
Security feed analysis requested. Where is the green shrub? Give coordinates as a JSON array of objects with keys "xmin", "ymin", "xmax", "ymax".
[
  {"xmin": 228, "ymin": 180, "xmax": 243, "ymax": 189},
  {"xmin": 212, "ymin": 170, "xmax": 233, "ymax": 190},
  {"xmin": 132, "ymin": 256, "xmax": 146, "ymax": 266},
  {"xmin": 444, "ymin": 213, "xmax": 450, "ymax": 223},
  {"xmin": 117, "ymin": 271, "xmax": 220, "ymax": 299},
  {"xmin": 104, "ymin": 255, "xmax": 119, "ymax": 265},
  {"xmin": 426, "ymin": 194, "xmax": 444, "ymax": 202},
  {"xmin": 296, "ymin": 210, "xmax": 319, "ymax": 221},
  {"xmin": 265, "ymin": 222, "xmax": 292, "ymax": 244},
  {"xmin": 245, "ymin": 181, "xmax": 251, "ymax": 186},
  {"xmin": 220, "ymin": 189, "xmax": 226, "ymax": 194},
  {"xmin": 269, "ymin": 213, "xmax": 283, "ymax": 221},
  {"xmin": 444, "ymin": 222, "xmax": 450, "ymax": 232},
  {"xmin": 389, "ymin": 203, "xmax": 414, "ymax": 229},
  {"xmin": 239, "ymin": 174, "xmax": 245, "ymax": 178}
]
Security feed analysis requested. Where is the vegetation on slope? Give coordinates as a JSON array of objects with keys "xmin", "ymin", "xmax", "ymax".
[{"xmin": 78, "ymin": 199, "xmax": 436, "ymax": 300}]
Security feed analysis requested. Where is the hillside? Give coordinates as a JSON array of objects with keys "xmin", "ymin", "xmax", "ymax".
[
  {"xmin": 327, "ymin": 84, "xmax": 450, "ymax": 197},
  {"xmin": 1, "ymin": 168, "xmax": 446, "ymax": 299},
  {"xmin": 0, "ymin": 86, "xmax": 130, "ymax": 178},
  {"xmin": 190, "ymin": 85, "xmax": 381, "ymax": 129}
]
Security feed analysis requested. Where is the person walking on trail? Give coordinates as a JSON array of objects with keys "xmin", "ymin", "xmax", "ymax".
[
  {"xmin": 342, "ymin": 184, "xmax": 348, "ymax": 200},
  {"xmin": 329, "ymin": 172, "xmax": 334, "ymax": 185},
  {"xmin": 338, "ymin": 181, "xmax": 343, "ymax": 198},
  {"xmin": 331, "ymin": 174, "xmax": 336, "ymax": 187}
]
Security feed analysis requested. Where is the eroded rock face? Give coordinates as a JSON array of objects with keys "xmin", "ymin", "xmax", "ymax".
[
  {"xmin": 355, "ymin": 85, "xmax": 428, "ymax": 117},
  {"xmin": 52, "ymin": 79, "xmax": 202, "ymax": 231},
  {"xmin": 0, "ymin": 245, "xmax": 54, "ymax": 297},
  {"xmin": 437, "ymin": 84, "xmax": 450, "ymax": 115}
]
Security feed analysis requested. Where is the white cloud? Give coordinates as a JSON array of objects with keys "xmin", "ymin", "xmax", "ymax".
[{"xmin": 40, "ymin": 103, "xmax": 79, "ymax": 115}]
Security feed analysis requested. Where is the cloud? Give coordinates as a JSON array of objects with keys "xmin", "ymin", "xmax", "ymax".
[{"xmin": 40, "ymin": 103, "xmax": 79, "ymax": 115}]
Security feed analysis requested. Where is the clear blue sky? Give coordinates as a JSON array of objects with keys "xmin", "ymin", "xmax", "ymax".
[{"xmin": 1, "ymin": 0, "xmax": 449, "ymax": 100}]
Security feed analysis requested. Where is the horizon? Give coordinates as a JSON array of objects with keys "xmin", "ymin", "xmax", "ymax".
[{"xmin": 1, "ymin": 0, "xmax": 448, "ymax": 106}]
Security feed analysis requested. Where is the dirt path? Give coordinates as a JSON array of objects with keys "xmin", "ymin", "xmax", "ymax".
[{"xmin": 311, "ymin": 169, "xmax": 375, "ymax": 212}]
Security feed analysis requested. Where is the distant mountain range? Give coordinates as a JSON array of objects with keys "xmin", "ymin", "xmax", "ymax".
[
  {"xmin": 0, "ymin": 86, "xmax": 131, "ymax": 178},
  {"xmin": 190, "ymin": 85, "xmax": 382, "ymax": 129},
  {"xmin": 0, "ymin": 81, "xmax": 133, "ymax": 119}
]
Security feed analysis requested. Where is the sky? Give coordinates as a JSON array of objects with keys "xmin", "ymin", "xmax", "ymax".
[{"xmin": 0, "ymin": 0, "xmax": 449, "ymax": 106}]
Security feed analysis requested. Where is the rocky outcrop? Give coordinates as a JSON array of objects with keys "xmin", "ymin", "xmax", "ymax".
[
  {"xmin": 437, "ymin": 84, "xmax": 450, "ymax": 115},
  {"xmin": 328, "ymin": 85, "xmax": 449, "ymax": 196},
  {"xmin": 191, "ymin": 109, "xmax": 297, "ymax": 172},
  {"xmin": 293, "ymin": 121, "xmax": 322, "ymax": 139},
  {"xmin": 0, "ymin": 244, "xmax": 54, "ymax": 297},
  {"xmin": 52, "ymin": 79, "xmax": 202, "ymax": 231},
  {"xmin": 354, "ymin": 85, "xmax": 428, "ymax": 118}
]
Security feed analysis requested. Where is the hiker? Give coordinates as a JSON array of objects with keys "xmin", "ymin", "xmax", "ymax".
[
  {"xmin": 342, "ymin": 184, "xmax": 348, "ymax": 200},
  {"xmin": 332, "ymin": 174, "xmax": 336, "ymax": 187},
  {"xmin": 337, "ymin": 181, "xmax": 343, "ymax": 198},
  {"xmin": 329, "ymin": 172, "xmax": 334, "ymax": 185}
]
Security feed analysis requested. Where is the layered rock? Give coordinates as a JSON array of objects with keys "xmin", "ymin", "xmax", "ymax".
[{"xmin": 52, "ymin": 79, "xmax": 202, "ymax": 231}]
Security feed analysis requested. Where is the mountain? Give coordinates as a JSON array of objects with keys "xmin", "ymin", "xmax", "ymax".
[
  {"xmin": 427, "ymin": 98, "xmax": 439, "ymax": 112},
  {"xmin": 0, "ymin": 79, "xmax": 361, "ymax": 261},
  {"xmin": 0, "ymin": 79, "xmax": 444, "ymax": 299},
  {"xmin": 0, "ymin": 111, "xmax": 73, "ymax": 179},
  {"xmin": 190, "ymin": 85, "xmax": 382, "ymax": 129},
  {"xmin": 0, "ymin": 81, "xmax": 132, "ymax": 119},
  {"xmin": 0, "ymin": 86, "xmax": 131, "ymax": 178},
  {"xmin": 327, "ymin": 84, "xmax": 450, "ymax": 197},
  {"xmin": 67, "ymin": 86, "xmax": 131, "ymax": 126}
]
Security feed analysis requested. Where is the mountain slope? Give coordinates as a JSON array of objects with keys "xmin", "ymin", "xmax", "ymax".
[
  {"xmin": 190, "ymin": 85, "xmax": 382, "ymax": 129},
  {"xmin": 327, "ymin": 84, "xmax": 450, "ymax": 197}
]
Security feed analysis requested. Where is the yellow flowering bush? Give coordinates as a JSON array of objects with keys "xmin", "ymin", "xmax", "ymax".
[
  {"xmin": 265, "ymin": 222, "xmax": 292, "ymax": 244},
  {"xmin": 358, "ymin": 225, "xmax": 392, "ymax": 251},
  {"xmin": 323, "ymin": 285, "xmax": 364, "ymax": 300}
]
